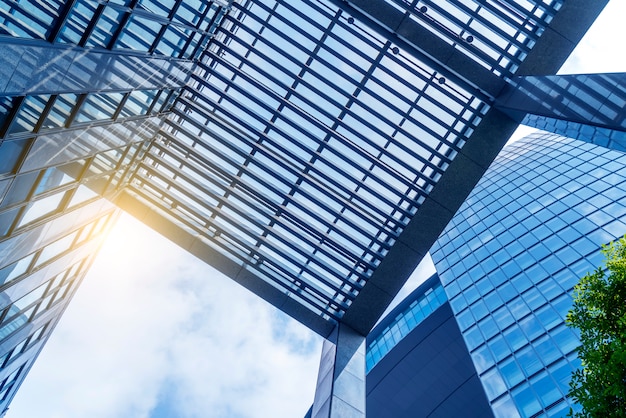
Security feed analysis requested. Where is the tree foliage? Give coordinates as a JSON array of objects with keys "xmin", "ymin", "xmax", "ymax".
[{"xmin": 566, "ymin": 236, "xmax": 626, "ymax": 417}]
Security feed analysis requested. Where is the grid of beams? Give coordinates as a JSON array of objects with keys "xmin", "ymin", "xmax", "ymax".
[
  {"xmin": 129, "ymin": 0, "xmax": 496, "ymax": 321},
  {"xmin": 125, "ymin": 0, "xmax": 608, "ymax": 333},
  {"xmin": 378, "ymin": 0, "xmax": 564, "ymax": 75}
]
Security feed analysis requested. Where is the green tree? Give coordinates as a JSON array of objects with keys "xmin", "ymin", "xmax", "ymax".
[{"xmin": 566, "ymin": 236, "xmax": 626, "ymax": 417}]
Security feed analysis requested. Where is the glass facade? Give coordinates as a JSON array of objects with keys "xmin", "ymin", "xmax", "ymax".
[
  {"xmin": 0, "ymin": 179, "xmax": 118, "ymax": 413},
  {"xmin": 431, "ymin": 132, "xmax": 626, "ymax": 418},
  {"xmin": 366, "ymin": 276, "xmax": 446, "ymax": 373}
]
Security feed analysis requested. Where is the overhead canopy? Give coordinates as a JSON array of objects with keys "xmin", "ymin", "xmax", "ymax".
[{"xmin": 118, "ymin": 0, "xmax": 609, "ymax": 337}]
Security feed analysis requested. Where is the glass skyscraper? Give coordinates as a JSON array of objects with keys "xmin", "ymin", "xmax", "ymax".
[
  {"xmin": 0, "ymin": 0, "xmax": 226, "ymax": 412},
  {"xmin": 361, "ymin": 130, "xmax": 626, "ymax": 418},
  {"xmin": 0, "ymin": 0, "xmax": 620, "ymax": 416},
  {"xmin": 431, "ymin": 132, "xmax": 626, "ymax": 417}
]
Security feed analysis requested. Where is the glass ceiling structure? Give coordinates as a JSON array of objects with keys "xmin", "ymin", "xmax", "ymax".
[{"xmin": 114, "ymin": 0, "xmax": 609, "ymax": 336}]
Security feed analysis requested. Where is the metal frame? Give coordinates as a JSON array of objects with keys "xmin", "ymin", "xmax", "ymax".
[{"xmin": 121, "ymin": 0, "xmax": 609, "ymax": 337}]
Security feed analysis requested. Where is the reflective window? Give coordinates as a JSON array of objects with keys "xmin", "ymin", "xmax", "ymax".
[
  {"xmin": 8, "ymin": 96, "xmax": 49, "ymax": 134},
  {"xmin": 75, "ymin": 92, "xmax": 124, "ymax": 123},
  {"xmin": 0, "ymin": 253, "xmax": 35, "ymax": 286},
  {"xmin": 16, "ymin": 191, "xmax": 67, "ymax": 227},
  {"xmin": 432, "ymin": 133, "xmax": 626, "ymax": 416},
  {"xmin": 35, "ymin": 231, "xmax": 78, "ymax": 267},
  {"xmin": 0, "ymin": 139, "xmax": 30, "ymax": 176},
  {"xmin": 366, "ymin": 279, "xmax": 446, "ymax": 372}
]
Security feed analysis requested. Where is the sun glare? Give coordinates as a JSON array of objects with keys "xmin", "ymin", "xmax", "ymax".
[{"xmin": 95, "ymin": 212, "xmax": 162, "ymax": 273}]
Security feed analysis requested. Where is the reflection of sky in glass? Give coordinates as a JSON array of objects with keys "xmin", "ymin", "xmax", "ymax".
[
  {"xmin": 366, "ymin": 279, "xmax": 447, "ymax": 372},
  {"xmin": 17, "ymin": 192, "xmax": 66, "ymax": 228},
  {"xmin": 431, "ymin": 133, "xmax": 626, "ymax": 417}
]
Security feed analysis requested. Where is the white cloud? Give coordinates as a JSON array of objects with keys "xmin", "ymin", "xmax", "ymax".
[{"xmin": 8, "ymin": 214, "xmax": 322, "ymax": 418}]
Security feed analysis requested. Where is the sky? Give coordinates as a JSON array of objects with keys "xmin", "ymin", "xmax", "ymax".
[{"xmin": 7, "ymin": 1, "xmax": 626, "ymax": 417}]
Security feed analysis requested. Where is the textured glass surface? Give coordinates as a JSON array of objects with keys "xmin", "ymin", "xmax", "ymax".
[
  {"xmin": 432, "ymin": 133, "xmax": 626, "ymax": 417},
  {"xmin": 0, "ymin": 200, "xmax": 117, "ymax": 411}
]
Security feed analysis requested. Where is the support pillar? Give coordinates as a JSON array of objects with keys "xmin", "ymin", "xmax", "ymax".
[{"xmin": 311, "ymin": 323, "xmax": 366, "ymax": 418}]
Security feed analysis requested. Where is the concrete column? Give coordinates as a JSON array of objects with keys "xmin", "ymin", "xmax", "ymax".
[{"xmin": 311, "ymin": 323, "xmax": 366, "ymax": 418}]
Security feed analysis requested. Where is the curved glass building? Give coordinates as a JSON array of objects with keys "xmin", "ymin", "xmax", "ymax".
[
  {"xmin": 366, "ymin": 273, "xmax": 494, "ymax": 417},
  {"xmin": 431, "ymin": 132, "xmax": 626, "ymax": 417}
]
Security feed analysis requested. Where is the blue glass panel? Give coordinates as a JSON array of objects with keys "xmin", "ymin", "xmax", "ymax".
[{"xmin": 512, "ymin": 385, "xmax": 541, "ymax": 418}]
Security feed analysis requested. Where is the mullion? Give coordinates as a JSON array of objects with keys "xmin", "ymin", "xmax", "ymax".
[
  {"xmin": 255, "ymin": 261, "xmax": 345, "ymax": 319},
  {"xmin": 378, "ymin": 51, "xmax": 475, "ymax": 112},
  {"xmin": 223, "ymin": 8, "xmax": 373, "ymax": 84},
  {"xmin": 175, "ymin": 93, "xmax": 412, "ymax": 229},
  {"xmin": 478, "ymin": 0, "xmax": 543, "ymax": 33},
  {"xmin": 48, "ymin": 0, "xmax": 79, "ymax": 42},
  {"xmin": 1, "ymin": 0, "xmax": 58, "ymax": 27},
  {"xmin": 78, "ymin": 2, "xmax": 107, "ymax": 46},
  {"xmin": 166, "ymin": 105, "xmax": 400, "ymax": 259},
  {"xmin": 158, "ymin": 123, "xmax": 392, "ymax": 266},
  {"xmin": 164, "ymin": 108, "xmax": 399, "ymax": 249},
  {"xmin": 106, "ymin": 0, "xmax": 139, "ymax": 49},
  {"xmin": 153, "ymin": 131, "xmax": 388, "ymax": 263},
  {"xmin": 564, "ymin": 78, "xmax": 624, "ymax": 123}
]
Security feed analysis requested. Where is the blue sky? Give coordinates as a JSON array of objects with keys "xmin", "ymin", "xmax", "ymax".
[
  {"xmin": 7, "ymin": 1, "xmax": 626, "ymax": 417},
  {"xmin": 11, "ymin": 213, "xmax": 323, "ymax": 417}
]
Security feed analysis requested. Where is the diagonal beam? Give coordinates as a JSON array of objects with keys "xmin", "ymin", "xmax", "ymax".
[{"xmin": 340, "ymin": 0, "xmax": 610, "ymax": 336}]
